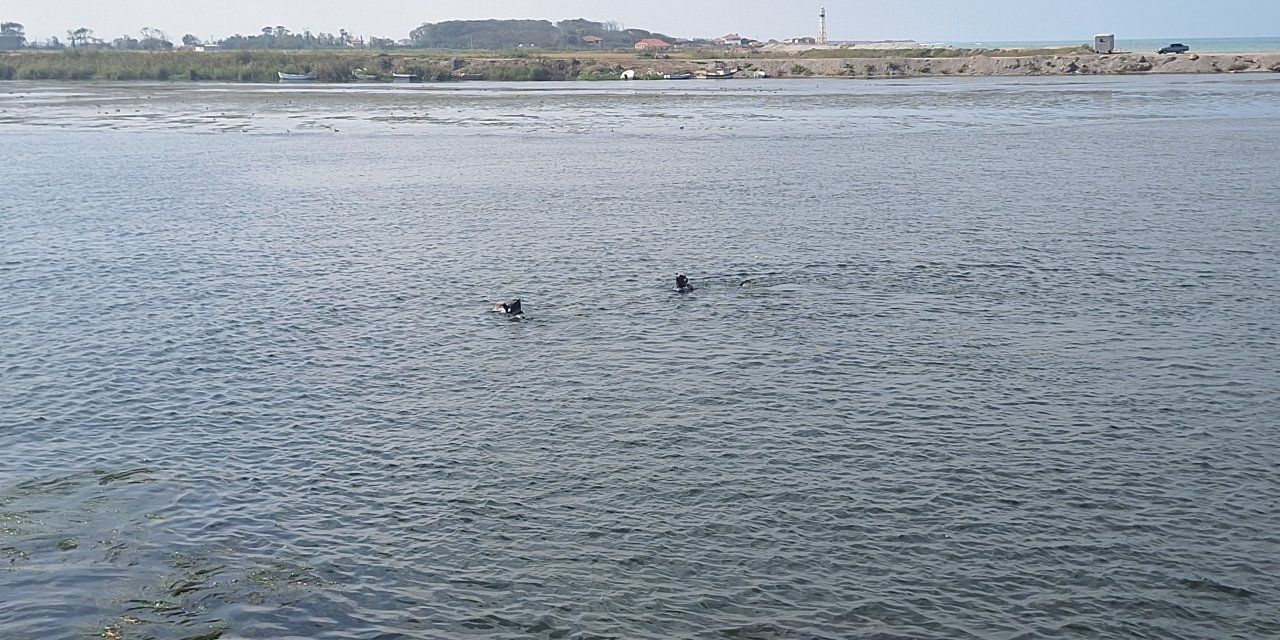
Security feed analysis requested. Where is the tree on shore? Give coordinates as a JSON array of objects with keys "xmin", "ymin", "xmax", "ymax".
[
  {"xmin": 182, "ymin": 34, "xmax": 201, "ymax": 46},
  {"xmin": 217, "ymin": 26, "xmax": 357, "ymax": 50},
  {"xmin": 139, "ymin": 26, "xmax": 173, "ymax": 50},
  {"xmin": 67, "ymin": 27, "xmax": 93, "ymax": 49},
  {"xmin": 408, "ymin": 18, "xmax": 669, "ymax": 50}
]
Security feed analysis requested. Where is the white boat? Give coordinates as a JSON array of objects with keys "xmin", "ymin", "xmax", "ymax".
[
  {"xmin": 697, "ymin": 68, "xmax": 737, "ymax": 79},
  {"xmin": 277, "ymin": 72, "xmax": 317, "ymax": 82}
]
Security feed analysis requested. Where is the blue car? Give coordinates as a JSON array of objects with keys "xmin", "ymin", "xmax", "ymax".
[{"xmin": 1158, "ymin": 43, "xmax": 1190, "ymax": 54}]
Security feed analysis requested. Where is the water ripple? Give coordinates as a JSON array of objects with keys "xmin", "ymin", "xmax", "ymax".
[{"xmin": 2, "ymin": 77, "xmax": 1279, "ymax": 639}]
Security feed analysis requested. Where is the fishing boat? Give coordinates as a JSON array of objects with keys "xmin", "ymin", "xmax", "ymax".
[
  {"xmin": 663, "ymin": 72, "xmax": 694, "ymax": 80},
  {"xmin": 277, "ymin": 72, "xmax": 317, "ymax": 82}
]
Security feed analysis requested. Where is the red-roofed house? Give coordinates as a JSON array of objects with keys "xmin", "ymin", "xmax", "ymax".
[
  {"xmin": 582, "ymin": 35, "xmax": 603, "ymax": 48},
  {"xmin": 634, "ymin": 38, "xmax": 672, "ymax": 51},
  {"xmin": 715, "ymin": 33, "xmax": 749, "ymax": 46}
]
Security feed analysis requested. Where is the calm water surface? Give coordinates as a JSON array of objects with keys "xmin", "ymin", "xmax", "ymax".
[{"xmin": 2, "ymin": 76, "xmax": 1279, "ymax": 639}]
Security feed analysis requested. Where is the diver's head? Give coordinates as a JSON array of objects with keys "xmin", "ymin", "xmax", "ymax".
[{"xmin": 675, "ymin": 274, "xmax": 689, "ymax": 288}]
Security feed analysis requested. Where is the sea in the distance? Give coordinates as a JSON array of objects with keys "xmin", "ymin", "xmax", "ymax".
[
  {"xmin": 940, "ymin": 36, "xmax": 1280, "ymax": 53},
  {"xmin": 1, "ymin": 75, "xmax": 1279, "ymax": 640}
]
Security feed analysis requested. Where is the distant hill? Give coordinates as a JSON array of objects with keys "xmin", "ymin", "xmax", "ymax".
[{"xmin": 407, "ymin": 18, "xmax": 676, "ymax": 49}]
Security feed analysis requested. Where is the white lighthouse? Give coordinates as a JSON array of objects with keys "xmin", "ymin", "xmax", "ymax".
[{"xmin": 817, "ymin": 6, "xmax": 828, "ymax": 45}]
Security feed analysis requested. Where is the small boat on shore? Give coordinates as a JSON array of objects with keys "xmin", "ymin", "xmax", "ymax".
[
  {"xmin": 392, "ymin": 73, "xmax": 420, "ymax": 83},
  {"xmin": 697, "ymin": 68, "xmax": 738, "ymax": 79},
  {"xmin": 663, "ymin": 72, "xmax": 694, "ymax": 80},
  {"xmin": 352, "ymin": 68, "xmax": 378, "ymax": 81},
  {"xmin": 277, "ymin": 72, "xmax": 317, "ymax": 82}
]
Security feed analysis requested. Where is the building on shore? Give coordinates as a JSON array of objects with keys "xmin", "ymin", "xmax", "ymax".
[
  {"xmin": 0, "ymin": 34, "xmax": 22, "ymax": 50},
  {"xmin": 715, "ymin": 34, "xmax": 749, "ymax": 46},
  {"xmin": 634, "ymin": 38, "xmax": 672, "ymax": 51},
  {"xmin": 1094, "ymin": 34, "xmax": 1115, "ymax": 54}
]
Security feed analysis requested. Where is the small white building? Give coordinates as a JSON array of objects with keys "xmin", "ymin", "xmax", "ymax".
[{"xmin": 1093, "ymin": 34, "xmax": 1115, "ymax": 54}]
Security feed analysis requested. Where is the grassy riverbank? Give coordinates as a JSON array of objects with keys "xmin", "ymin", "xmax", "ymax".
[
  {"xmin": 3, "ymin": 48, "xmax": 1279, "ymax": 82},
  {"xmin": 0, "ymin": 50, "xmax": 450, "ymax": 82}
]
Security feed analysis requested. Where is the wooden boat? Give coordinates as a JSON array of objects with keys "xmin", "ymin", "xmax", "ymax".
[
  {"xmin": 392, "ymin": 73, "xmax": 420, "ymax": 83},
  {"xmin": 663, "ymin": 72, "xmax": 694, "ymax": 80},
  {"xmin": 277, "ymin": 72, "xmax": 317, "ymax": 82}
]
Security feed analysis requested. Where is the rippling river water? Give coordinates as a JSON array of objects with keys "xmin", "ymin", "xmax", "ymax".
[{"xmin": 2, "ymin": 76, "xmax": 1279, "ymax": 640}]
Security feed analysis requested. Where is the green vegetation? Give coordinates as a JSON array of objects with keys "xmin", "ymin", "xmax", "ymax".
[
  {"xmin": 0, "ymin": 49, "xmax": 593, "ymax": 82},
  {"xmin": 0, "ymin": 50, "xmax": 444, "ymax": 82},
  {"xmin": 408, "ymin": 18, "xmax": 671, "ymax": 50},
  {"xmin": 464, "ymin": 63, "xmax": 555, "ymax": 81},
  {"xmin": 217, "ymin": 26, "xmax": 361, "ymax": 50}
]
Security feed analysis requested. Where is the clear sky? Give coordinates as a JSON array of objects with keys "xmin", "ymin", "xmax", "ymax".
[{"xmin": 4, "ymin": 0, "xmax": 1277, "ymax": 44}]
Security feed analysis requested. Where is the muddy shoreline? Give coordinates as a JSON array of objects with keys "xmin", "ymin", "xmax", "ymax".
[{"xmin": 3, "ymin": 50, "xmax": 1279, "ymax": 82}]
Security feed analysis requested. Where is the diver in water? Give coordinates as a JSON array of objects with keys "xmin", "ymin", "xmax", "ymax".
[
  {"xmin": 675, "ymin": 273, "xmax": 695, "ymax": 293},
  {"xmin": 493, "ymin": 298, "xmax": 524, "ymax": 316}
]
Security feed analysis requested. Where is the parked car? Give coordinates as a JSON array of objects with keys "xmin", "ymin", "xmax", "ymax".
[{"xmin": 1158, "ymin": 43, "xmax": 1190, "ymax": 54}]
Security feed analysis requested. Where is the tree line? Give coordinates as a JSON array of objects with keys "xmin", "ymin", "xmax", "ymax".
[
  {"xmin": 1, "ymin": 17, "xmax": 683, "ymax": 51},
  {"xmin": 408, "ymin": 18, "xmax": 674, "ymax": 49}
]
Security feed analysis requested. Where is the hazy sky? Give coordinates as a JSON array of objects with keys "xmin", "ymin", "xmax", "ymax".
[{"xmin": 4, "ymin": 1, "xmax": 1277, "ymax": 43}]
